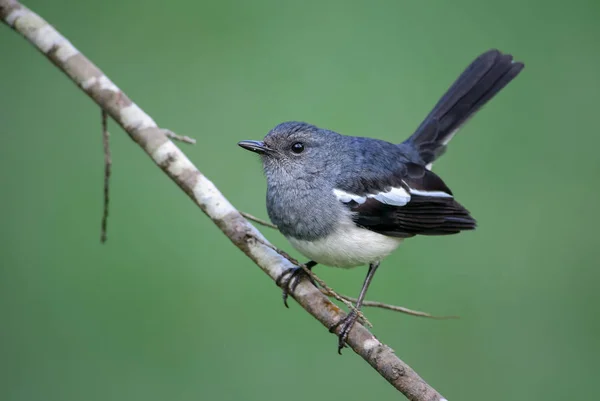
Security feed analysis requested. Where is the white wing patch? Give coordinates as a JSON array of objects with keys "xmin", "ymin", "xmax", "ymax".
[
  {"xmin": 371, "ymin": 186, "xmax": 410, "ymax": 206},
  {"xmin": 333, "ymin": 186, "xmax": 410, "ymax": 207},
  {"xmin": 334, "ymin": 181, "xmax": 452, "ymax": 206},
  {"xmin": 407, "ymin": 188, "xmax": 453, "ymax": 198},
  {"xmin": 333, "ymin": 189, "xmax": 367, "ymax": 204}
]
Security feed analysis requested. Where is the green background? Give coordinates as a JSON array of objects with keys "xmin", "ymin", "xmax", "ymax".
[{"xmin": 2, "ymin": 0, "xmax": 599, "ymax": 400}]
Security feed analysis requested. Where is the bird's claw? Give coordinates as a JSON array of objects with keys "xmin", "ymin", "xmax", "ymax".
[
  {"xmin": 275, "ymin": 266, "xmax": 315, "ymax": 308},
  {"xmin": 329, "ymin": 310, "xmax": 359, "ymax": 354}
]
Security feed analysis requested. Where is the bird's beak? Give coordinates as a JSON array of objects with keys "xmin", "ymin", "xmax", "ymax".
[{"xmin": 238, "ymin": 140, "xmax": 272, "ymax": 155}]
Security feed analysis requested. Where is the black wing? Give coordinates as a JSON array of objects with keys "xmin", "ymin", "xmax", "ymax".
[{"xmin": 335, "ymin": 163, "xmax": 476, "ymax": 238}]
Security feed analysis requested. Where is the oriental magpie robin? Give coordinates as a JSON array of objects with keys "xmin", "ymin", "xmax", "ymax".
[{"xmin": 239, "ymin": 49, "xmax": 524, "ymax": 353}]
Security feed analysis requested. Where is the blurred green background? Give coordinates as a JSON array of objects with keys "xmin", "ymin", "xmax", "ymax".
[{"xmin": 1, "ymin": 0, "xmax": 599, "ymax": 400}]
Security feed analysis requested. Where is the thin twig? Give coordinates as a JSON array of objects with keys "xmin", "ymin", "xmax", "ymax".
[
  {"xmin": 248, "ymin": 234, "xmax": 372, "ymax": 328},
  {"xmin": 163, "ymin": 129, "xmax": 196, "ymax": 144},
  {"xmin": 100, "ymin": 110, "xmax": 111, "ymax": 243},
  {"xmin": 240, "ymin": 212, "xmax": 278, "ymax": 229},
  {"xmin": 320, "ymin": 288, "xmax": 459, "ymax": 319}
]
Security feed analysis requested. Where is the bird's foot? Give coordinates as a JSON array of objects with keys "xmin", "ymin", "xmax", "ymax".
[
  {"xmin": 275, "ymin": 265, "xmax": 316, "ymax": 308},
  {"xmin": 329, "ymin": 310, "xmax": 359, "ymax": 354}
]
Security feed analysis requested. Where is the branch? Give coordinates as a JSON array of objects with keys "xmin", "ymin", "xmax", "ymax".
[{"xmin": 0, "ymin": 2, "xmax": 448, "ymax": 400}]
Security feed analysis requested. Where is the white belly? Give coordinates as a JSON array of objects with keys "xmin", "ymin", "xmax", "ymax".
[{"xmin": 287, "ymin": 224, "xmax": 403, "ymax": 268}]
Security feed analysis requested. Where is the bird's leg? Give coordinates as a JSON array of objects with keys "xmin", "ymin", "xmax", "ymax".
[
  {"xmin": 329, "ymin": 261, "xmax": 380, "ymax": 354},
  {"xmin": 275, "ymin": 260, "xmax": 318, "ymax": 308}
]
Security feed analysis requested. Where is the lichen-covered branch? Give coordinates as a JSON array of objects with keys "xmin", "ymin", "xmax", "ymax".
[{"xmin": 0, "ymin": 1, "xmax": 447, "ymax": 400}]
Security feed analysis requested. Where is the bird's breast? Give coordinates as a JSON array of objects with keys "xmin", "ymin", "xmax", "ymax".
[
  {"xmin": 286, "ymin": 222, "xmax": 403, "ymax": 268},
  {"xmin": 266, "ymin": 181, "xmax": 341, "ymax": 240}
]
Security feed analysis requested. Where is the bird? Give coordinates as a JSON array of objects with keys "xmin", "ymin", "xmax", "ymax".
[{"xmin": 238, "ymin": 49, "xmax": 524, "ymax": 353}]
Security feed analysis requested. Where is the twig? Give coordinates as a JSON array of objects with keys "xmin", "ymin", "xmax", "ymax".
[
  {"xmin": 248, "ymin": 234, "xmax": 372, "ymax": 328},
  {"xmin": 100, "ymin": 110, "xmax": 111, "ymax": 243},
  {"xmin": 320, "ymin": 288, "xmax": 459, "ymax": 319},
  {"xmin": 0, "ymin": 3, "xmax": 448, "ymax": 399},
  {"xmin": 240, "ymin": 212, "xmax": 278, "ymax": 229},
  {"xmin": 163, "ymin": 129, "xmax": 196, "ymax": 144}
]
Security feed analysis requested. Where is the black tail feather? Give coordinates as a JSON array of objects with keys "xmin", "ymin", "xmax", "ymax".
[{"xmin": 405, "ymin": 49, "xmax": 524, "ymax": 166}]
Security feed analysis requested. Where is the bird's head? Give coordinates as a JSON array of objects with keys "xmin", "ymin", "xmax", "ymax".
[{"xmin": 238, "ymin": 121, "xmax": 343, "ymax": 183}]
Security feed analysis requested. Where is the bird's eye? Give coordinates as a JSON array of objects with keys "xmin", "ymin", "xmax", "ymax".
[{"xmin": 291, "ymin": 142, "xmax": 304, "ymax": 154}]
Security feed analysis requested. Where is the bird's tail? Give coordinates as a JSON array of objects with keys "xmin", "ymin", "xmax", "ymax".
[{"xmin": 404, "ymin": 49, "xmax": 524, "ymax": 167}]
